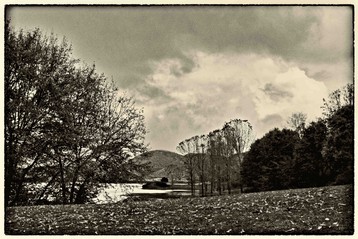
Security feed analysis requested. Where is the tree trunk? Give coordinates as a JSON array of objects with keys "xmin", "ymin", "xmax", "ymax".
[
  {"xmin": 227, "ymin": 173, "xmax": 231, "ymax": 194},
  {"xmin": 200, "ymin": 152, "xmax": 207, "ymax": 197},
  {"xmin": 171, "ymin": 174, "xmax": 174, "ymax": 186},
  {"xmin": 227, "ymin": 157, "xmax": 232, "ymax": 195},
  {"xmin": 69, "ymin": 161, "xmax": 81, "ymax": 204},
  {"xmin": 200, "ymin": 175, "xmax": 204, "ymax": 197},
  {"xmin": 218, "ymin": 164, "xmax": 222, "ymax": 195},
  {"xmin": 5, "ymin": 131, "xmax": 16, "ymax": 207},
  {"xmin": 210, "ymin": 157, "xmax": 215, "ymax": 196},
  {"xmin": 36, "ymin": 172, "xmax": 60, "ymax": 204},
  {"xmin": 12, "ymin": 152, "xmax": 43, "ymax": 205},
  {"xmin": 58, "ymin": 158, "xmax": 67, "ymax": 204},
  {"xmin": 75, "ymin": 176, "xmax": 89, "ymax": 204},
  {"xmin": 210, "ymin": 179, "xmax": 214, "ymax": 196},
  {"xmin": 5, "ymin": 160, "xmax": 15, "ymax": 207}
]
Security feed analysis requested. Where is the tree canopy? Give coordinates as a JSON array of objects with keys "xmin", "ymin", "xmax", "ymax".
[
  {"xmin": 5, "ymin": 22, "xmax": 148, "ymax": 206},
  {"xmin": 293, "ymin": 120, "xmax": 328, "ymax": 188},
  {"xmin": 323, "ymin": 104, "xmax": 354, "ymax": 185},
  {"xmin": 241, "ymin": 128, "xmax": 299, "ymax": 192},
  {"xmin": 177, "ymin": 119, "xmax": 254, "ymax": 196},
  {"xmin": 241, "ymin": 83, "xmax": 354, "ymax": 192}
]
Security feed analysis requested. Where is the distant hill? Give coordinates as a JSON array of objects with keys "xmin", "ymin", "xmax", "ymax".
[{"xmin": 135, "ymin": 150, "xmax": 186, "ymax": 182}]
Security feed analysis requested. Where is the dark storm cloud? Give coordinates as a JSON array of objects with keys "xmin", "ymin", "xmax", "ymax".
[
  {"xmin": 9, "ymin": 6, "xmax": 349, "ymax": 90},
  {"xmin": 177, "ymin": 7, "xmax": 317, "ymax": 59}
]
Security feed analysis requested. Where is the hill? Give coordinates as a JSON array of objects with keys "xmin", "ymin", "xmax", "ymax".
[
  {"xmin": 5, "ymin": 185, "xmax": 353, "ymax": 235},
  {"xmin": 135, "ymin": 150, "xmax": 186, "ymax": 182}
]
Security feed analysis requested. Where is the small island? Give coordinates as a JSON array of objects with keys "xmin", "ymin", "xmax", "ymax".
[{"xmin": 142, "ymin": 177, "xmax": 170, "ymax": 189}]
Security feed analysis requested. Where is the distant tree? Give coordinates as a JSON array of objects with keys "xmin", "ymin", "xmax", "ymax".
[
  {"xmin": 293, "ymin": 120, "xmax": 328, "ymax": 188},
  {"xmin": 241, "ymin": 128, "xmax": 299, "ymax": 192},
  {"xmin": 161, "ymin": 177, "xmax": 169, "ymax": 183},
  {"xmin": 177, "ymin": 138, "xmax": 198, "ymax": 196},
  {"xmin": 165, "ymin": 163, "xmax": 185, "ymax": 185},
  {"xmin": 195, "ymin": 135, "xmax": 209, "ymax": 197},
  {"xmin": 222, "ymin": 119, "xmax": 254, "ymax": 193},
  {"xmin": 322, "ymin": 105, "xmax": 354, "ymax": 185},
  {"xmin": 178, "ymin": 119, "xmax": 254, "ymax": 196},
  {"xmin": 287, "ymin": 112, "xmax": 307, "ymax": 138},
  {"xmin": 321, "ymin": 83, "xmax": 353, "ymax": 119},
  {"xmin": 178, "ymin": 135, "xmax": 208, "ymax": 197},
  {"xmin": 208, "ymin": 130, "xmax": 225, "ymax": 195}
]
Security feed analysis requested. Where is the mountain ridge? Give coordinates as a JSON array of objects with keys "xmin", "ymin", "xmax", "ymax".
[{"xmin": 135, "ymin": 150, "xmax": 186, "ymax": 181}]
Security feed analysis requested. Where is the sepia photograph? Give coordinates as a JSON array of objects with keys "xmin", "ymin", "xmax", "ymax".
[{"xmin": 3, "ymin": 2, "xmax": 354, "ymax": 236}]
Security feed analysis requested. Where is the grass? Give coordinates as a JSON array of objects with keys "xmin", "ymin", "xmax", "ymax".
[{"xmin": 5, "ymin": 184, "xmax": 353, "ymax": 235}]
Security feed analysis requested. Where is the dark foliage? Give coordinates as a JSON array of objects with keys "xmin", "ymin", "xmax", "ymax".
[
  {"xmin": 161, "ymin": 177, "xmax": 169, "ymax": 183},
  {"xmin": 241, "ymin": 128, "xmax": 299, "ymax": 192},
  {"xmin": 323, "ymin": 105, "xmax": 354, "ymax": 185},
  {"xmin": 242, "ymin": 84, "xmax": 354, "ymax": 192},
  {"xmin": 142, "ymin": 181, "xmax": 169, "ymax": 189},
  {"xmin": 293, "ymin": 120, "xmax": 328, "ymax": 188}
]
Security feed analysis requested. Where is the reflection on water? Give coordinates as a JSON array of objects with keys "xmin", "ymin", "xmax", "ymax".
[{"xmin": 93, "ymin": 183, "xmax": 191, "ymax": 204}]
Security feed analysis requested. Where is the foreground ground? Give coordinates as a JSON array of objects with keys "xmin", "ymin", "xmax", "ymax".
[{"xmin": 5, "ymin": 184, "xmax": 353, "ymax": 235}]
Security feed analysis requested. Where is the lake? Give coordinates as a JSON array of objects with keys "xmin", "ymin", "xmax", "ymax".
[{"xmin": 93, "ymin": 183, "xmax": 191, "ymax": 204}]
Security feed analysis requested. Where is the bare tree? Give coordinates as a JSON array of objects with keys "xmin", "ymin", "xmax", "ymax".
[
  {"xmin": 195, "ymin": 135, "xmax": 208, "ymax": 197},
  {"xmin": 287, "ymin": 112, "xmax": 307, "ymax": 138},
  {"xmin": 321, "ymin": 83, "xmax": 354, "ymax": 119},
  {"xmin": 208, "ymin": 130, "xmax": 219, "ymax": 195},
  {"xmin": 165, "ymin": 163, "xmax": 185, "ymax": 185},
  {"xmin": 177, "ymin": 138, "xmax": 197, "ymax": 196},
  {"xmin": 177, "ymin": 118, "xmax": 254, "ymax": 196},
  {"xmin": 223, "ymin": 119, "xmax": 254, "ymax": 193},
  {"xmin": 208, "ymin": 130, "xmax": 226, "ymax": 195}
]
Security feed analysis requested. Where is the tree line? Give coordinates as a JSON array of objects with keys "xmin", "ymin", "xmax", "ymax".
[
  {"xmin": 5, "ymin": 23, "xmax": 148, "ymax": 206},
  {"xmin": 242, "ymin": 83, "xmax": 354, "ymax": 192},
  {"xmin": 177, "ymin": 83, "xmax": 353, "ymax": 196},
  {"xmin": 177, "ymin": 119, "xmax": 254, "ymax": 196}
]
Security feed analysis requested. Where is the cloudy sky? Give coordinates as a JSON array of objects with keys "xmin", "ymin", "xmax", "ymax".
[{"xmin": 8, "ymin": 5, "xmax": 353, "ymax": 152}]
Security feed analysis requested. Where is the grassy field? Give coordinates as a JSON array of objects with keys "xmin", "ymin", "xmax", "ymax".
[{"xmin": 5, "ymin": 184, "xmax": 353, "ymax": 235}]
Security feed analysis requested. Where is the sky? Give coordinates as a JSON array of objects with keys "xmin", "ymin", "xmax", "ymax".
[{"xmin": 7, "ymin": 5, "xmax": 353, "ymax": 152}]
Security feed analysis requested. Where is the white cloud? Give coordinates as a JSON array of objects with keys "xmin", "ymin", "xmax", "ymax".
[
  {"xmin": 138, "ymin": 51, "xmax": 329, "ymax": 150},
  {"xmin": 254, "ymin": 67, "xmax": 328, "ymax": 121}
]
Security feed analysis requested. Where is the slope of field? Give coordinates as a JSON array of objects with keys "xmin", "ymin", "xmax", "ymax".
[
  {"xmin": 135, "ymin": 150, "xmax": 185, "ymax": 180},
  {"xmin": 5, "ymin": 185, "xmax": 353, "ymax": 235}
]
